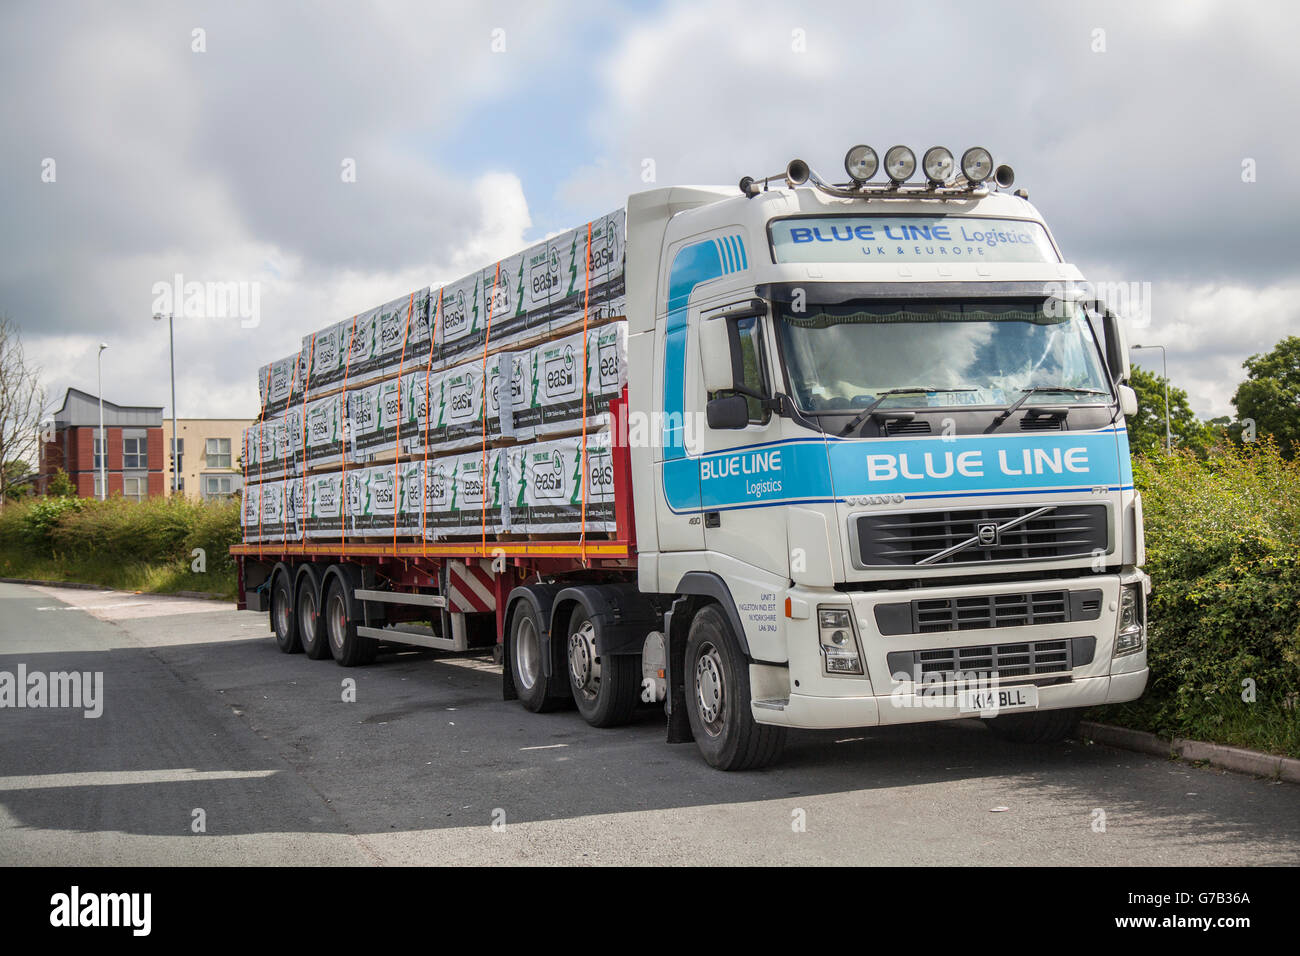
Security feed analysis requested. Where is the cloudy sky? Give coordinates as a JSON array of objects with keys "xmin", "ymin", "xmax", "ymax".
[{"xmin": 2, "ymin": 0, "xmax": 1296, "ymax": 425}]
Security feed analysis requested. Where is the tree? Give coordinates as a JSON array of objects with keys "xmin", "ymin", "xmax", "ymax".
[
  {"xmin": 0, "ymin": 317, "xmax": 45, "ymax": 504},
  {"xmin": 1232, "ymin": 335, "xmax": 1300, "ymax": 457},
  {"xmin": 1126, "ymin": 364, "xmax": 1213, "ymax": 456},
  {"xmin": 2, "ymin": 459, "xmax": 35, "ymax": 498},
  {"xmin": 45, "ymin": 467, "xmax": 75, "ymax": 498}
]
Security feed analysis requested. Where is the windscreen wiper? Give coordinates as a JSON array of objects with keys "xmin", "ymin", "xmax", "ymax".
[
  {"xmin": 988, "ymin": 384, "xmax": 1109, "ymax": 430},
  {"xmin": 838, "ymin": 387, "xmax": 976, "ymax": 437}
]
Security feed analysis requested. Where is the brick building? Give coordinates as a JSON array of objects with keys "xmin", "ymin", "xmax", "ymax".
[{"xmin": 39, "ymin": 388, "xmax": 165, "ymax": 499}]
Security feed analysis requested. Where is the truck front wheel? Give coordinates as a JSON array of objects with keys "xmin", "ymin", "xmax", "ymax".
[
  {"xmin": 566, "ymin": 606, "xmax": 640, "ymax": 728},
  {"xmin": 684, "ymin": 605, "xmax": 786, "ymax": 771}
]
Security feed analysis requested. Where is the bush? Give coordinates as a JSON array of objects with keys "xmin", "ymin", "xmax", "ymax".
[
  {"xmin": 1110, "ymin": 440, "xmax": 1300, "ymax": 755},
  {"xmin": 0, "ymin": 493, "xmax": 241, "ymax": 598}
]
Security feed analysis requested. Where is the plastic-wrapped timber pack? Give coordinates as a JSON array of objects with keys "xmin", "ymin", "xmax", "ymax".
[{"xmin": 242, "ymin": 208, "xmax": 627, "ymax": 544}]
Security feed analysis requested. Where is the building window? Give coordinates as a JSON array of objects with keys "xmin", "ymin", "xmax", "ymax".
[
  {"xmin": 202, "ymin": 474, "xmax": 235, "ymax": 499},
  {"xmin": 124, "ymin": 436, "xmax": 147, "ymax": 469},
  {"xmin": 206, "ymin": 437, "xmax": 232, "ymax": 469},
  {"xmin": 93, "ymin": 436, "xmax": 105, "ymax": 470},
  {"xmin": 172, "ymin": 437, "xmax": 184, "ymax": 473},
  {"xmin": 123, "ymin": 476, "xmax": 146, "ymax": 502},
  {"xmin": 94, "ymin": 474, "xmax": 105, "ymax": 498}
]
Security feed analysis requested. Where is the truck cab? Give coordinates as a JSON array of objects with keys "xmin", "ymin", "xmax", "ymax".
[{"xmin": 623, "ymin": 149, "xmax": 1148, "ymax": 767}]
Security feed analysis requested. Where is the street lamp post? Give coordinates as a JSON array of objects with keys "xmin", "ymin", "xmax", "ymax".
[
  {"xmin": 96, "ymin": 343, "xmax": 108, "ymax": 500},
  {"xmin": 1131, "ymin": 344, "xmax": 1172, "ymax": 453},
  {"xmin": 153, "ymin": 312, "xmax": 179, "ymax": 495}
]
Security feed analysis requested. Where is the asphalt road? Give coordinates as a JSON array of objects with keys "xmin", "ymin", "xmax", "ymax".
[{"xmin": 1, "ymin": 580, "xmax": 1297, "ymax": 866}]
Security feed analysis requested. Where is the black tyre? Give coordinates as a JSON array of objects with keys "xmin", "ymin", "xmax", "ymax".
[
  {"xmin": 684, "ymin": 605, "xmax": 786, "ymax": 771},
  {"xmin": 271, "ymin": 569, "xmax": 300, "ymax": 653},
  {"xmin": 324, "ymin": 575, "xmax": 376, "ymax": 667},
  {"xmin": 297, "ymin": 571, "xmax": 327, "ymax": 659},
  {"xmin": 983, "ymin": 706, "xmax": 1084, "ymax": 743},
  {"xmin": 509, "ymin": 601, "xmax": 569, "ymax": 713},
  {"xmin": 565, "ymin": 605, "xmax": 640, "ymax": 728}
]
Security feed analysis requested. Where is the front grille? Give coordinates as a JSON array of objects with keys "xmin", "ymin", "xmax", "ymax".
[
  {"xmin": 874, "ymin": 588, "xmax": 1102, "ymax": 635},
  {"xmin": 883, "ymin": 419, "xmax": 931, "ymax": 436},
  {"xmin": 856, "ymin": 505, "xmax": 1108, "ymax": 566},
  {"xmin": 1019, "ymin": 416, "xmax": 1064, "ymax": 431},
  {"xmin": 917, "ymin": 590, "xmax": 1066, "ymax": 631},
  {"xmin": 886, "ymin": 637, "xmax": 1095, "ymax": 683}
]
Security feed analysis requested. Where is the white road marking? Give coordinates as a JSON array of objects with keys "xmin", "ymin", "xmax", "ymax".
[{"xmin": 0, "ymin": 769, "xmax": 278, "ymax": 791}]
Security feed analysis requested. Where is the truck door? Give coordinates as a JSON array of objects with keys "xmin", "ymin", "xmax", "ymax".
[{"xmin": 696, "ymin": 305, "xmax": 790, "ymax": 577}]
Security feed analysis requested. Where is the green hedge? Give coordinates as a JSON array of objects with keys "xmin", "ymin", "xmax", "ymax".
[
  {"xmin": 1103, "ymin": 440, "xmax": 1300, "ymax": 757},
  {"xmin": 0, "ymin": 495, "xmax": 241, "ymax": 598}
]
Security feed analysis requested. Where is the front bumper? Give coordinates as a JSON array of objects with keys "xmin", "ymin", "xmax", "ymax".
[
  {"xmin": 753, "ymin": 668, "xmax": 1148, "ymax": 729},
  {"xmin": 753, "ymin": 569, "xmax": 1149, "ymax": 730}
]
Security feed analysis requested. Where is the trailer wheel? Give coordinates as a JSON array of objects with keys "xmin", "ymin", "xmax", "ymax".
[
  {"xmin": 510, "ymin": 601, "xmax": 568, "ymax": 712},
  {"xmin": 271, "ymin": 569, "xmax": 300, "ymax": 653},
  {"xmin": 297, "ymin": 572, "xmax": 328, "ymax": 659},
  {"xmin": 684, "ymin": 605, "xmax": 786, "ymax": 771},
  {"xmin": 324, "ymin": 575, "xmax": 376, "ymax": 667},
  {"xmin": 565, "ymin": 606, "xmax": 639, "ymax": 728},
  {"xmin": 983, "ymin": 707, "xmax": 1084, "ymax": 743}
]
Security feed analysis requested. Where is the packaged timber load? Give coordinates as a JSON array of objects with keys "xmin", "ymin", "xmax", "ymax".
[
  {"xmin": 276, "ymin": 406, "xmax": 304, "ymax": 473},
  {"xmin": 257, "ymin": 351, "xmax": 305, "ymax": 417},
  {"xmin": 340, "ymin": 462, "xmax": 424, "ymax": 537},
  {"xmin": 304, "ymin": 471, "xmax": 343, "ymax": 539},
  {"xmin": 509, "ymin": 431, "xmax": 615, "ymax": 534},
  {"xmin": 240, "ymin": 479, "xmax": 304, "ymax": 545},
  {"xmin": 241, "ymin": 210, "xmax": 628, "ymax": 547},
  {"xmin": 300, "ymin": 287, "xmax": 430, "ymax": 397},
  {"xmin": 240, "ymin": 481, "xmax": 261, "ymax": 543},
  {"xmin": 303, "ymin": 393, "xmax": 345, "ymax": 468},
  {"xmin": 529, "ymin": 321, "xmax": 628, "ymax": 436},
  {"xmin": 426, "ymin": 448, "xmax": 510, "ymax": 537},
  {"xmin": 438, "ymin": 359, "xmax": 487, "ymax": 449},
  {"xmin": 345, "ymin": 376, "xmax": 420, "ymax": 463}
]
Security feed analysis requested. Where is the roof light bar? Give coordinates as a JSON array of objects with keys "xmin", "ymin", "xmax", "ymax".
[{"xmin": 739, "ymin": 145, "xmax": 1011, "ymax": 199}]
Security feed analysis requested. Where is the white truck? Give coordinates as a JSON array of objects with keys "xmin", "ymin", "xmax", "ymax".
[{"xmin": 234, "ymin": 144, "xmax": 1149, "ymax": 770}]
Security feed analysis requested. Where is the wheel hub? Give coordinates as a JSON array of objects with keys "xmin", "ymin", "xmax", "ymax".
[
  {"xmin": 515, "ymin": 616, "xmax": 540, "ymax": 691},
  {"xmin": 568, "ymin": 621, "xmax": 600, "ymax": 700},
  {"xmin": 695, "ymin": 644, "xmax": 725, "ymax": 731}
]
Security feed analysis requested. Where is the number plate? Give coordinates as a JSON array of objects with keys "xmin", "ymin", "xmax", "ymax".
[{"xmin": 958, "ymin": 684, "xmax": 1039, "ymax": 715}]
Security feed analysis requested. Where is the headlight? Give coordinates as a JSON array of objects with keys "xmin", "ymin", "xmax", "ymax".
[
  {"xmin": 1114, "ymin": 584, "xmax": 1145, "ymax": 656},
  {"xmin": 844, "ymin": 144, "xmax": 878, "ymax": 183},
  {"xmin": 960, "ymin": 146, "xmax": 994, "ymax": 183},
  {"xmin": 883, "ymin": 145, "xmax": 916, "ymax": 183},
  {"xmin": 922, "ymin": 146, "xmax": 955, "ymax": 184},
  {"xmin": 817, "ymin": 606, "xmax": 863, "ymax": 675}
]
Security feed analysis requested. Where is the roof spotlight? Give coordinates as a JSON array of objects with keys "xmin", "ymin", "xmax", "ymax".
[
  {"xmin": 922, "ymin": 147, "xmax": 955, "ymax": 185},
  {"xmin": 883, "ymin": 145, "xmax": 916, "ymax": 184},
  {"xmin": 844, "ymin": 144, "xmax": 878, "ymax": 183},
  {"xmin": 960, "ymin": 146, "xmax": 993, "ymax": 184}
]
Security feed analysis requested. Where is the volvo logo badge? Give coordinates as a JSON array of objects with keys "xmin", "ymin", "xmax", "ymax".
[{"xmin": 976, "ymin": 522, "xmax": 999, "ymax": 547}]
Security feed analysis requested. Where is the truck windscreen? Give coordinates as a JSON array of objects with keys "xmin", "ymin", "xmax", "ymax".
[{"xmin": 775, "ymin": 298, "xmax": 1112, "ymax": 414}]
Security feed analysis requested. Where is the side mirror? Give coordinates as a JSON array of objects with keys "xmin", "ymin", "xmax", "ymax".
[
  {"xmin": 700, "ymin": 317, "xmax": 735, "ymax": 393},
  {"xmin": 1119, "ymin": 384, "xmax": 1138, "ymax": 418},
  {"xmin": 1098, "ymin": 304, "xmax": 1132, "ymax": 385},
  {"xmin": 706, "ymin": 394, "xmax": 750, "ymax": 430}
]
